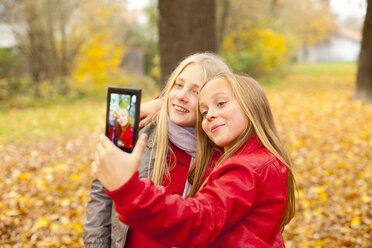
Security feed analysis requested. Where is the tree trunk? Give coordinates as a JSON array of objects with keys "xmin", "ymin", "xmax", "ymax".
[
  {"xmin": 158, "ymin": 0, "xmax": 216, "ymax": 87},
  {"xmin": 354, "ymin": 0, "xmax": 372, "ymax": 103},
  {"xmin": 217, "ymin": 0, "xmax": 229, "ymax": 52}
]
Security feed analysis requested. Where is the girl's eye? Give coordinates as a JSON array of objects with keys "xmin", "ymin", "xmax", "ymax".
[
  {"xmin": 201, "ymin": 110, "xmax": 208, "ymax": 117},
  {"xmin": 176, "ymin": 83, "xmax": 183, "ymax": 88},
  {"xmin": 217, "ymin": 101, "xmax": 227, "ymax": 107},
  {"xmin": 192, "ymin": 89, "xmax": 198, "ymax": 95}
]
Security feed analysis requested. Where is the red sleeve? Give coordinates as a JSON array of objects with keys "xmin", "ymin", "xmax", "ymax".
[{"xmin": 106, "ymin": 162, "xmax": 260, "ymax": 247}]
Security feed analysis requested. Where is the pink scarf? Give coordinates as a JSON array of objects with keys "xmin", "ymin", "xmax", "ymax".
[
  {"xmin": 167, "ymin": 116, "xmax": 196, "ymax": 158},
  {"xmin": 167, "ymin": 116, "xmax": 196, "ymax": 198}
]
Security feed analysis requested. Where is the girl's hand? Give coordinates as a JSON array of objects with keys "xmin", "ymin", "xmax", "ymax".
[
  {"xmin": 139, "ymin": 98, "xmax": 164, "ymax": 128},
  {"xmin": 92, "ymin": 134, "xmax": 148, "ymax": 191}
]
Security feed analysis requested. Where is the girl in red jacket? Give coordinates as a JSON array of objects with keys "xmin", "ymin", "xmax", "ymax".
[{"xmin": 93, "ymin": 72, "xmax": 296, "ymax": 247}]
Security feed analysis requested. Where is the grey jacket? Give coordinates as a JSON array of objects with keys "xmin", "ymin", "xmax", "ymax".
[{"xmin": 83, "ymin": 123, "xmax": 157, "ymax": 248}]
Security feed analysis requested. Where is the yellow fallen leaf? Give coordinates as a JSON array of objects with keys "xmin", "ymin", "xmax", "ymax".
[
  {"xmin": 73, "ymin": 223, "xmax": 83, "ymax": 233},
  {"xmin": 318, "ymin": 191, "xmax": 328, "ymax": 202},
  {"xmin": 6, "ymin": 210, "xmax": 20, "ymax": 216},
  {"xmin": 41, "ymin": 166, "xmax": 53, "ymax": 174},
  {"xmin": 314, "ymin": 186, "xmax": 324, "ymax": 193},
  {"xmin": 70, "ymin": 174, "xmax": 81, "ymax": 182},
  {"xmin": 301, "ymin": 199, "xmax": 311, "ymax": 207},
  {"xmin": 50, "ymin": 223, "xmax": 61, "ymax": 231},
  {"xmin": 315, "ymin": 209, "xmax": 322, "ymax": 215},
  {"xmin": 18, "ymin": 173, "xmax": 31, "ymax": 181},
  {"xmin": 351, "ymin": 216, "xmax": 360, "ymax": 227},
  {"xmin": 60, "ymin": 197, "xmax": 71, "ymax": 207},
  {"xmin": 337, "ymin": 162, "xmax": 347, "ymax": 169},
  {"xmin": 358, "ymin": 130, "xmax": 368, "ymax": 140},
  {"xmin": 315, "ymin": 240, "xmax": 325, "ymax": 246},
  {"xmin": 361, "ymin": 194, "xmax": 371, "ymax": 203},
  {"xmin": 298, "ymin": 189, "xmax": 305, "ymax": 196},
  {"xmin": 34, "ymin": 217, "xmax": 49, "ymax": 229},
  {"xmin": 31, "ymin": 150, "xmax": 39, "ymax": 157}
]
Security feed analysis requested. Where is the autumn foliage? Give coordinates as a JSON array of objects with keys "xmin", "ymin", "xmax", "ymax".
[{"xmin": 0, "ymin": 63, "xmax": 371, "ymax": 247}]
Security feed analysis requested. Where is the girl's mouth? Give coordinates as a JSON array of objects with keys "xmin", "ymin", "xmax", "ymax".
[
  {"xmin": 211, "ymin": 124, "xmax": 224, "ymax": 133},
  {"xmin": 174, "ymin": 104, "xmax": 189, "ymax": 113}
]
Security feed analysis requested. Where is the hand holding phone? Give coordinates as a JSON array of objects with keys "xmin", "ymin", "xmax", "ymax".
[{"xmin": 105, "ymin": 87, "xmax": 141, "ymax": 153}]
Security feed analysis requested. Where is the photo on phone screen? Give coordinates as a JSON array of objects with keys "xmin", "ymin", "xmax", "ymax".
[{"xmin": 105, "ymin": 87, "xmax": 141, "ymax": 153}]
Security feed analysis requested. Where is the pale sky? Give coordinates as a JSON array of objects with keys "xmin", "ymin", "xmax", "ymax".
[
  {"xmin": 126, "ymin": 0, "xmax": 367, "ymax": 20},
  {"xmin": 330, "ymin": 0, "xmax": 367, "ymax": 20},
  {"xmin": 125, "ymin": 0, "xmax": 151, "ymax": 10}
]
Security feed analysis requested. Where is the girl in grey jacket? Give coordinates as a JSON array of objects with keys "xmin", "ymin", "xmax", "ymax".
[{"xmin": 83, "ymin": 53, "xmax": 231, "ymax": 248}]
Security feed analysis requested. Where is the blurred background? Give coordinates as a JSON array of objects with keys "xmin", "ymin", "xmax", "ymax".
[{"xmin": 0, "ymin": 0, "xmax": 371, "ymax": 247}]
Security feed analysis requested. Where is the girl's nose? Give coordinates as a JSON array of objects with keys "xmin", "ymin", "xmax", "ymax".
[
  {"xmin": 206, "ymin": 110, "xmax": 217, "ymax": 121},
  {"xmin": 176, "ymin": 89, "xmax": 188, "ymax": 102}
]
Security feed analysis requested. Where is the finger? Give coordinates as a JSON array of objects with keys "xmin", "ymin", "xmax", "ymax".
[
  {"xmin": 95, "ymin": 151, "xmax": 100, "ymax": 165},
  {"xmin": 132, "ymin": 134, "xmax": 147, "ymax": 160},
  {"xmin": 97, "ymin": 142, "xmax": 104, "ymax": 157},
  {"xmin": 91, "ymin": 161, "xmax": 97, "ymax": 174},
  {"xmin": 139, "ymin": 115, "xmax": 152, "ymax": 128},
  {"xmin": 139, "ymin": 102, "xmax": 150, "ymax": 119},
  {"xmin": 100, "ymin": 134, "xmax": 112, "ymax": 149}
]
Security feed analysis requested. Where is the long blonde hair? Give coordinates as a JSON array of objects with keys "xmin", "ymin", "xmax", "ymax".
[
  {"xmin": 189, "ymin": 72, "xmax": 296, "ymax": 232},
  {"xmin": 151, "ymin": 53, "xmax": 231, "ymax": 186}
]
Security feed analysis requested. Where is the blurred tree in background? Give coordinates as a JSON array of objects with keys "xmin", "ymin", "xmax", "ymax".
[
  {"xmin": 354, "ymin": 0, "xmax": 372, "ymax": 103},
  {"xmin": 1, "ymin": 0, "xmax": 84, "ymax": 97},
  {"xmin": 220, "ymin": 0, "xmax": 334, "ymax": 77},
  {"xmin": 72, "ymin": 0, "xmax": 126, "ymax": 87},
  {"xmin": 158, "ymin": 0, "xmax": 216, "ymax": 87},
  {"xmin": 0, "ymin": 48, "xmax": 19, "ymax": 100},
  {"xmin": 122, "ymin": 0, "xmax": 159, "ymax": 81}
]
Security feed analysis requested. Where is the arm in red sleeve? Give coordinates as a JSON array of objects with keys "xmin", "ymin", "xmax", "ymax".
[{"xmin": 106, "ymin": 163, "xmax": 260, "ymax": 247}]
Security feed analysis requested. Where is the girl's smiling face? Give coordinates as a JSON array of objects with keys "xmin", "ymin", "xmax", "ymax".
[
  {"xmin": 109, "ymin": 109, "xmax": 116, "ymax": 122},
  {"xmin": 116, "ymin": 109, "xmax": 128, "ymax": 127},
  {"xmin": 199, "ymin": 77, "xmax": 248, "ymax": 150},
  {"xmin": 167, "ymin": 63, "xmax": 204, "ymax": 127}
]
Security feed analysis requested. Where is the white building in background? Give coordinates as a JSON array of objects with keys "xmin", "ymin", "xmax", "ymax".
[
  {"xmin": 0, "ymin": 23, "xmax": 17, "ymax": 48},
  {"xmin": 297, "ymin": 27, "xmax": 362, "ymax": 63}
]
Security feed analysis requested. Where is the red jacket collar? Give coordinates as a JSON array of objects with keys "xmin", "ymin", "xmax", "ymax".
[{"xmin": 235, "ymin": 135, "xmax": 263, "ymax": 155}]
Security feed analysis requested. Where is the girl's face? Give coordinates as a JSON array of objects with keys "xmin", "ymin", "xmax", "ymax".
[
  {"xmin": 109, "ymin": 109, "xmax": 117, "ymax": 122},
  {"xmin": 168, "ymin": 63, "xmax": 204, "ymax": 127},
  {"xmin": 199, "ymin": 77, "xmax": 248, "ymax": 150},
  {"xmin": 117, "ymin": 110, "xmax": 128, "ymax": 127}
]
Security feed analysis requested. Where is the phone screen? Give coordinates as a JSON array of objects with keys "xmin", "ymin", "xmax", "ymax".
[{"xmin": 105, "ymin": 87, "xmax": 141, "ymax": 153}]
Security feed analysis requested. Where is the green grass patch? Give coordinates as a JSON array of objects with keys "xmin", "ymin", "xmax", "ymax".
[
  {"xmin": 0, "ymin": 99, "xmax": 106, "ymax": 145},
  {"xmin": 290, "ymin": 62, "xmax": 357, "ymax": 75},
  {"xmin": 261, "ymin": 62, "xmax": 357, "ymax": 91},
  {"xmin": 0, "ymin": 94, "xmax": 158, "ymax": 145}
]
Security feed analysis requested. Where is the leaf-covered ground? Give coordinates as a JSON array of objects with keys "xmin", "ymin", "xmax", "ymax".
[{"xmin": 1, "ymin": 63, "xmax": 371, "ymax": 247}]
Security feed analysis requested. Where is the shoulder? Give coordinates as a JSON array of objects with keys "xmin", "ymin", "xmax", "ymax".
[
  {"xmin": 219, "ymin": 147, "xmax": 287, "ymax": 180},
  {"xmin": 139, "ymin": 121, "xmax": 157, "ymax": 149},
  {"xmin": 137, "ymin": 122, "xmax": 157, "ymax": 178},
  {"xmin": 139, "ymin": 121, "xmax": 156, "ymax": 136}
]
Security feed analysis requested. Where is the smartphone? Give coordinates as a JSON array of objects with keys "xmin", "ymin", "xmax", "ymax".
[{"xmin": 105, "ymin": 87, "xmax": 141, "ymax": 153}]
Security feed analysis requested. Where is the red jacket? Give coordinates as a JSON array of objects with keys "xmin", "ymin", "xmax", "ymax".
[
  {"xmin": 108, "ymin": 123, "xmax": 133, "ymax": 149},
  {"xmin": 125, "ymin": 143, "xmax": 192, "ymax": 248},
  {"xmin": 107, "ymin": 136, "xmax": 288, "ymax": 247}
]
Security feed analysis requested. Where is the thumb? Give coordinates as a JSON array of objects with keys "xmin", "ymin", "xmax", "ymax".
[{"xmin": 132, "ymin": 134, "xmax": 147, "ymax": 160}]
